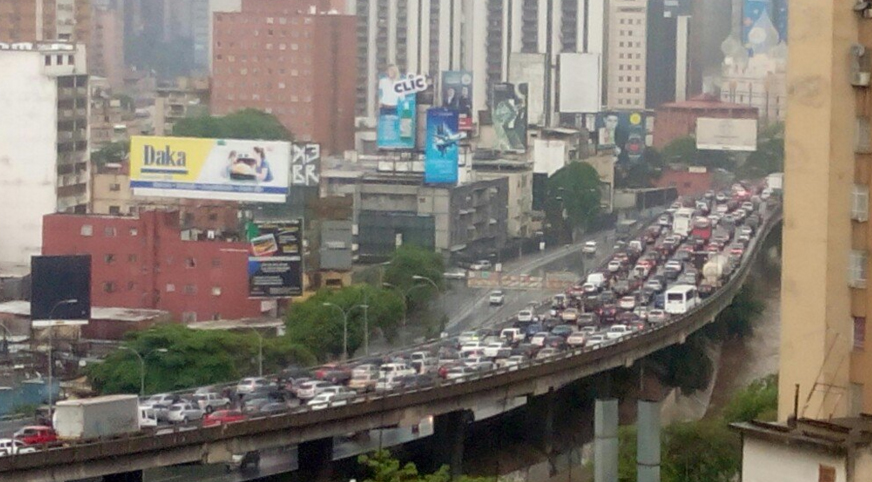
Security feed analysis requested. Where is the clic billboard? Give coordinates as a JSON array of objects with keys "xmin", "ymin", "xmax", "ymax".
[
  {"xmin": 441, "ymin": 70, "xmax": 473, "ymax": 131},
  {"xmin": 129, "ymin": 136, "xmax": 290, "ymax": 203},
  {"xmin": 492, "ymin": 83, "xmax": 529, "ymax": 153},
  {"xmin": 696, "ymin": 118, "xmax": 758, "ymax": 152},
  {"xmin": 424, "ymin": 108, "xmax": 460, "ymax": 184},
  {"xmin": 247, "ymin": 220, "xmax": 303, "ymax": 298},
  {"xmin": 377, "ymin": 66, "xmax": 418, "ymax": 150},
  {"xmin": 31, "ymin": 255, "xmax": 91, "ymax": 327}
]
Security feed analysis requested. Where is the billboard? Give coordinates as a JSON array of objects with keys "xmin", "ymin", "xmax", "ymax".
[
  {"xmin": 129, "ymin": 136, "xmax": 291, "ymax": 203},
  {"xmin": 31, "ymin": 255, "xmax": 91, "ymax": 326},
  {"xmin": 743, "ymin": 0, "xmax": 778, "ymax": 53},
  {"xmin": 247, "ymin": 220, "xmax": 303, "ymax": 297},
  {"xmin": 595, "ymin": 111, "xmax": 648, "ymax": 164},
  {"xmin": 508, "ymin": 53, "xmax": 547, "ymax": 126},
  {"xmin": 492, "ymin": 82, "xmax": 528, "ymax": 153},
  {"xmin": 559, "ymin": 53, "xmax": 601, "ymax": 113},
  {"xmin": 377, "ymin": 66, "xmax": 418, "ymax": 149},
  {"xmin": 696, "ymin": 118, "xmax": 758, "ymax": 152},
  {"xmin": 291, "ymin": 143, "xmax": 320, "ymax": 186},
  {"xmin": 424, "ymin": 108, "xmax": 460, "ymax": 184},
  {"xmin": 663, "ymin": 0, "xmax": 691, "ymax": 17},
  {"xmin": 441, "ymin": 70, "xmax": 474, "ymax": 131}
]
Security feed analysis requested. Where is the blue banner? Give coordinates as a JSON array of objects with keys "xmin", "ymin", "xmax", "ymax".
[
  {"xmin": 424, "ymin": 108, "xmax": 460, "ymax": 184},
  {"xmin": 377, "ymin": 67, "xmax": 418, "ymax": 149}
]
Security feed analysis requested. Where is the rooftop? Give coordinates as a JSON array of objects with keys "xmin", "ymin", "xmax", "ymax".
[
  {"xmin": 186, "ymin": 318, "xmax": 284, "ymax": 331},
  {"xmin": 657, "ymin": 93, "xmax": 758, "ymax": 111},
  {"xmin": 732, "ymin": 417, "xmax": 872, "ymax": 455},
  {"xmin": 0, "ymin": 302, "xmax": 169, "ymax": 322},
  {"xmin": 0, "ymin": 42, "xmax": 77, "ymax": 53}
]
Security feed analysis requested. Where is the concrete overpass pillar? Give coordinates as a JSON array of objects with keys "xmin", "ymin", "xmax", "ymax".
[
  {"xmin": 595, "ymin": 398, "xmax": 619, "ymax": 482},
  {"xmin": 637, "ymin": 400, "xmax": 661, "ymax": 482},
  {"xmin": 524, "ymin": 388, "xmax": 555, "ymax": 455},
  {"xmin": 432, "ymin": 410, "xmax": 469, "ymax": 479},
  {"xmin": 103, "ymin": 470, "xmax": 143, "ymax": 482},
  {"xmin": 297, "ymin": 437, "xmax": 334, "ymax": 481}
]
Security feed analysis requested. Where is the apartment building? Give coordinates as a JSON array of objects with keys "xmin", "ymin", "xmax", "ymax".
[
  {"xmin": 0, "ymin": 0, "xmax": 91, "ymax": 43},
  {"xmin": 88, "ymin": 1, "xmax": 124, "ymax": 90},
  {"xmin": 607, "ymin": 0, "xmax": 647, "ymax": 110}
]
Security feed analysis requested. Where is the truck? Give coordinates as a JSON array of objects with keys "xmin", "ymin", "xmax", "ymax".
[
  {"xmin": 702, "ymin": 255, "xmax": 733, "ymax": 287},
  {"xmin": 766, "ymin": 173, "xmax": 783, "ymax": 193},
  {"xmin": 672, "ymin": 208, "xmax": 695, "ymax": 237},
  {"xmin": 53, "ymin": 394, "xmax": 140, "ymax": 441}
]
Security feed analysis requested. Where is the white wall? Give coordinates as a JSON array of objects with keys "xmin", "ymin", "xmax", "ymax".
[
  {"xmin": 742, "ymin": 437, "xmax": 847, "ymax": 482},
  {"xmin": 0, "ymin": 51, "xmax": 60, "ymax": 274}
]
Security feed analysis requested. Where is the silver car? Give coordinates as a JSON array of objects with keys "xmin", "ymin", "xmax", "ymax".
[{"xmin": 166, "ymin": 402, "xmax": 204, "ymax": 424}]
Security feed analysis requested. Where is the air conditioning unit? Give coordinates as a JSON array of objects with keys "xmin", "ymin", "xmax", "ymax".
[
  {"xmin": 207, "ymin": 230, "xmax": 216, "ymax": 239},
  {"xmin": 853, "ymin": 71, "xmax": 871, "ymax": 87},
  {"xmin": 852, "ymin": 44, "xmax": 871, "ymax": 87}
]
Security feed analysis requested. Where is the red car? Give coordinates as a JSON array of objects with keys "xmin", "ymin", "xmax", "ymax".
[
  {"xmin": 203, "ymin": 410, "xmax": 246, "ymax": 427},
  {"xmin": 14, "ymin": 426, "xmax": 58, "ymax": 446}
]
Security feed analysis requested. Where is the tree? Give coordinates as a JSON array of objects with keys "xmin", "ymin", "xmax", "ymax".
[
  {"xmin": 738, "ymin": 123, "xmax": 784, "ymax": 179},
  {"xmin": 618, "ymin": 147, "xmax": 665, "ymax": 189},
  {"xmin": 358, "ymin": 450, "xmax": 494, "ymax": 482},
  {"xmin": 708, "ymin": 284, "xmax": 764, "ymax": 340},
  {"xmin": 661, "ymin": 136, "xmax": 734, "ymax": 171},
  {"xmin": 286, "ymin": 285, "xmax": 405, "ymax": 361},
  {"xmin": 383, "ymin": 245, "xmax": 445, "ymax": 313},
  {"xmin": 91, "ymin": 140, "xmax": 130, "ymax": 167},
  {"xmin": 88, "ymin": 324, "xmax": 316, "ymax": 395},
  {"xmin": 661, "ymin": 421, "xmax": 741, "ymax": 482},
  {"xmin": 544, "ymin": 162, "xmax": 603, "ymax": 243},
  {"xmin": 172, "ymin": 109, "xmax": 292, "ymax": 141},
  {"xmin": 721, "ymin": 374, "xmax": 778, "ymax": 424}
]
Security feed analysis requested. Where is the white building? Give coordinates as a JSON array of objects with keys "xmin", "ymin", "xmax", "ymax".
[
  {"xmin": 606, "ymin": 0, "xmax": 648, "ymax": 110},
  {"xmin": 719, "ymin": 46, "xmax": 787, "ymax": 124},
  {"xmin": 0, "ymin": 42, "xmax": 89, "ymax": 275}
]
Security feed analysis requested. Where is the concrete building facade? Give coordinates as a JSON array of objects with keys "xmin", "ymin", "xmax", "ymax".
[
  {"xmin": 211, "ymin": 2, "xmax": 357, "ymax": 154},
  {"xmin": 0, "ymin": 0, "xmax": 91, "ymax": 43},
  {"xmin": 606, "ymin": 0, "xmax": 647, "ymax": 110},
  {"xmin": 153, "ymin": 77, "xmax": 210, "ymax": 136},
  {"xmin": 652, "ymin": 93, "xmax": 758, "ymax": 149},
  {"xmin": 88, "ymin": 3, "xmax": 124, "ymax": 90},
  {"xmin": 0, "ymin": 42, "xmax": 90, "ymax": 276},
  {"xmin": 472, "ymin": 159, "xmax": 533, "ymax": 239}
]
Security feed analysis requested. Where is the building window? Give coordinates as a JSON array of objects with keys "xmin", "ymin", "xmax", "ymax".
[
  {"xmin": 166, "ymin": 283, "xmax": 175, "ymax": 292},
  {"xmin": 110, "ymin": 183, "xmax": 121, "ymax": 191},
  {"xmin": 103, "ymin": 281, "xmax": 116, "ymax": 293},
  {"xmin": 853, "ymin": 184, "xmax": 869, "ymax": 221},
  {"xmin": 208, "ymin": 213, "xmax": 218, "ymax": 221},
  {"xmin": 855, "ymin": 317, "xmax": 866, "ymax": 349},
  {"xmin": 45, "ymin": 55, "xmax": 51, "ymax": 66},
  {"xmin": 104, "ymin": 254, "xmax": 115, "ymax": 264},
  {"xmin": 108, "ymin": 206, "xmax": 121, "ymax": 215},
  {"xmin": 130, "ymin": 228, "xmax": 138, "ymax": 236},
  {"xmin": 212, "ymin": 258, "xmax": 222, "ymax": 267},
  {"xmin": 819, "ymin": 465, "xmax": 836, "ymax": 482},
  {"xmin": 857, "ymin": 117, "xmax": 871, "ymax": 153},
  {"xmin": 184, "ymin": 284, "xmax": 197, "ymax": 294},
  {"xmin": 185, "ymin": 257, "xmax": 196, "ymax": 268},
  {"xmin": 80, "ymin": 224, "xmax": 93, "ymax": 236},
  {"xmin": 212, "ymin": 287, "xmax": 222, "ymax": 296},
  {"xmin": 104, "ymin": 227, "xmax": 116, "ymax": 237},
  {"xmin": 850, "ymin": 250, "xmax": 868, "ymax": 288},
  {"xmin": 127, "ymin": 281, "xmax": 136, "ymax": 291},
  {"xmin": 128, "ymin": 254, "xmax": 137, "ymax": 263}
]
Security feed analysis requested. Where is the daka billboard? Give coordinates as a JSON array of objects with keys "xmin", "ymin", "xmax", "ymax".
[
  {"xmin": 441, "ymin": 70, "xmax": 473, "ymax": 131},
  {"xmin": 424, "ymin": 108, "xmax": 461, "ymax": 184},
  {"xmin": 247, "ymin": 219, "xmax": 303, "ymax": 298},
  {"xmin": 377, "ymin": 66, "xmax": 419, "ymax": 149},
  {"xmin": 129, "ymin": 136, "xmax": 290, "ymax": 203}
]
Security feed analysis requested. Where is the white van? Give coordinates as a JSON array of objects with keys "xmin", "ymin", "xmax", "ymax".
[
  {"xmin": 379, "ymin": 363, "xmax": 415, "ymax": 381},
  {"xmin": 586, "ymin": 272, "xmax": 606, "ymax": 289},
  {"xmin": 664, "ymin": 285, "xmax": 700, "ymax": 314}
]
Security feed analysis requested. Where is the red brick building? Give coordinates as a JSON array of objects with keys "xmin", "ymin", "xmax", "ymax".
[
  {"xmin": 653, "ymin": 168, "xmax": 714, "ymax": 197},
  {"xmin": 42, "ymin": 211, "xmax": 266, "ymax": 323},
  {"xmin": 211, "ymin": 0, "xmax": 357, "ymax": 155},
  {"xmin": 653, "ymin": 94, "xmax": 758, "ymax": 149}
]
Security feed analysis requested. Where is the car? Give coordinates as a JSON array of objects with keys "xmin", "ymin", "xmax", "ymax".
[
  {"xmin": 445, "ymin": 366, "xmax": 477, "ymax": 380},
  {"xmin": 529, "ymin": 332, "xmax": 550, "ymax": 347},
  {"xmin": 470, "ymin": 260, "xmax": 492, "ymax": 271},
  {"xmin": 605, "ymin": 325, "xmax": 632, "ymax": 340},
  {"xmin": 633, "ymin": 305, "xmax": 649, "ymax": 321},
  {"xmin": 396, "ymin": 374, "xmax": 437, "ymax": 389},
  {"xmin": 193, "ymin": 392, "xmax": 231, "ymax": 413},
  {"xmin": 489, "ymin": 290, "xmax": 505, "ymax": 305},
  {"xmin": 167, "ymin": 403, "xmax": 204, "ymax": 424},
  {"xmin": 582, "ymin": 241, "xmax": 598, "ymax": 255},
  {"xmin": 543, "ymin": 335, "xmax": 568, "ymax": 350},
  {"xmin": 599, "ymin": 304, "xmax": 619, "ymax": 323},
  {"xmin": 482, "ymin": 341, "xmax": 507, "ymax": 358},
  {"xmin": 551, "ymin": 324, "xmax": 575, "ymax": 338},
  {"xmin": 647, "ymin": 309, "xmax": 669, "ymax": 324},
  {"xmin": 348, "ymin": 371, "xmax": 379, "ymax": 392},
  {"xmin": 536, "ymin": 348, "xmax": 560, "ymax": 360},
  {"xmin": 566, "ymin": 332, "xmax": 587, "ymax": 347},
  {"xmin": 582, "ymin": 283, "xmax": 598, "ymax": 294},
  {"xmin": 257, "ymin": 402, "xmax": 290, "ymax": 414},
  {"xmin": 308, "ymin": 392, "xmax": 355, "ymax": 410},
  {"xmin": 607, "ymin": 260, "xmax": 623, "ymax": 273},
  {"xmin": 458, "ymin": 331, "xmax": 480, "ymax": 345},
  {"xmin": 0, "ymin": 438, "xmax": 36, "ymax": 456},
  {"xmin": 580, "ymin": 326, "xmax": 598, "ymax": 335},
  {"xmin": 459, "ymin": 341, "xmax": 486, "ymax": 357},
  {"xmin": 644, "ymin": 279, "xmax": 664, "ymax": 293},
  {"xmin": 203, "ymin": 410, "xmax": 246, "ymax": 427},
  {"xmin": 379, "ymin": 362, "xmax": 416, "ymax": 383},
  {"xmin": 236, "ymin": 377, "xmax": 276, "ymax": 395},
  {"xmin": 561, "ymin": 308, "xmax": 580, "ymax": 323},
  {"xmin": 443, "ymin": 269, "xmax": 467, "ymax": 280},
  {"xmin": 678, "ymin": 272, "xmax": 698, "ymax": 285},
  {"xmin": 730, "ymin": 245, "xmax": 745, "ymax": 257},
  {"xmin": 296, "ymin": 380, "xmax": 336, "ymax": 400},
  {"xmin": 517, "ymin": 309, "xmax": 534, "ymax": 322},
  {"xmin": 497, "ymin": 355, "xmax": 527, "ymax": 368},
  {"xmin": 586, "ymin": 334, "xmax": 607, "ymax": 347},
  {"xmin": 13, "ymin": 426, "xmax": 57, "ymax": 446},
  {"xmin": 618, "ymin": 296, "xmax": 636, "ymax": 310},
  {"xmin": 578, "ymin": 313, "xmax": 598, "ymax": 326}
]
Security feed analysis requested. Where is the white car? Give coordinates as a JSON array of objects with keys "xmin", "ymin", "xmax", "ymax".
[
  {"xmin": 458, "ymin": 331, "xmax": 480, "ymax": 345},
  {"xmin": 606, "ymin": 324, "xmax": 632, "ymax": 340},
  {"xmin": 445, "ymin": 366, "xmax": 476, "ymax": 380},
  {"xmin": 587, "ymin": 334, "xmax": 607, "ymax": 347},
  {"xmin": 236, "ymin": 377, "xmax": 275, "ymax": 395},
  {"xmin": 307, "ymin": 392, "xmax": 353, "ymax": 410},
  {"xmin": 489, "ymin": 290, "xmax": 505, "ymax": 305},
  {"xmin": 496, "ymin": 355, "xmax": 526, "ymax": 368},
  {"xmin": 459, "ymin": 341, "xmax": 486, "ymax": 357},
  {"xmin": 167, "ymin": 402, "xmax": 204, "ymax": 424},
  {"xmin": 193, "ymin": 392, "xmax": 231, "ymax": 413},
  {"xmin": 296, "ymin": 380, "xmax": 335, "ymax": 400},
  {"xmin": 530, "ymin": 332, "xmax": 550, "ymax": 347},
  {"xmin": 536, "ymin": 348, "xmax": 560, "ymax": 360},
  {"xmin": 607, "ymin": 260, "xmax": 623, "ymax": 273},
  {"xmin": 580, "ymin": 326, "xmax": 598, "ymax": 335},
  {"xmin": 0, "ymin": 438, "xmax": 35, "ymax": 456},
  {"xmin": 482, "ymin": 342, "xmax": 506, "ymax": 358},
  {"xmin": 517, "ymin": 309, "xmax": 534, "ymax": 322},
  {"xmin": 566, "ymin": 332, "xmax": 587, "ymax": 347},
  {"xmin": 443, "ymin": 269, "xmax": 467, "ymax": 280},
  {"xmin": 561, "ymin": 308, "xmax": 580, "ymax": 322},
  {"xmin": 618, "ymin": 296, "xmax": 636, "ymax": 311},
  {"xmin": 582, "ymin": 241, "xmax": 598, "ymax": 254},
  {"xmin": 378, "ymin": 362, "xmax": 416, "ymax": 380},
  {"xmin": 470, "ymin": 260, "xmax": 492, "ymax": 271},
  {"xmin": 647, "ymin": 309, "xmax": 670, "ymax": 324}
]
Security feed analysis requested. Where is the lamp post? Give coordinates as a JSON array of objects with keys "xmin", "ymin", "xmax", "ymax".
[
  {"xmin": 0, "ymin": 321, "xmax": 11, "ymax": 356},
  {"xmin": 322, "ymin": 303, "xmax": 368, "ymax": 361},
  {"xmin": 119, "ymin": 347, "xmax": 168, "ymax": 396},
  {"xmin": 411, "ymin": 275, "xmax": 444, "ymax": 331},
  {"xmin": 247, "ymin": 329, "xmax": 264, "ymax": 377},
  {"xmin": 46, "ymin": 298, "xmax": 77, "ymax": 411}
]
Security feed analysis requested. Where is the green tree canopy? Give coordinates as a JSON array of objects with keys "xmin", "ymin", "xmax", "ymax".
[
  {"xmin": 738, "ymin": 123, "xmax": 784, "ymax": 179},
  {"xmin": 544, "ymin": 162, "xmax": 603, "ymax": 241},
  {"xmin": 91, "ymin": 140, "xmax": 130, "ymax": 167},
  {"xmin": 172, "ymin": 109, "xmax": 292, "ymax": 141},
  {"xmin": 661, "ymin": 136, "xmax": 734, "ymax": 171},
  {"xmin": 286, "ymin": 284, "xmax": 405, "ymax": 361},
  {"xmin": 358, "ymin": 450, "xmax": 494, "ymax": 482},
  {"xmin": 618, "ymin": 147, "xmax": 665, "ymax": 189},
  {"xmin": 383, "ymin": 245, "xmax": 445, "ymax": 312},
  {"xmin": 721, "ymin": 374, "xmax": 778, "ymax": 424},
  {"xmin": 88, "ymin": 324, "xmax": 316, "ymax": 395}
]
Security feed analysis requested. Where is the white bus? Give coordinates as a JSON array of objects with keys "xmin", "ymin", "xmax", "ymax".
[
  {"xmin": 672, "ymin": 208, "xmax": 695, "ymax": 237},
  {"xmin": 664, "ymin": 284, "xmax": 700, "ymax": 314}
]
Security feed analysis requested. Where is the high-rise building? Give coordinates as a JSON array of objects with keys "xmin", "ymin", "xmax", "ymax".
[
  {"xmin": 0, "ymin": 0, "xmax": 91, "ymax": 44},
  {"xmin": 88, "ymin": 2, "xmax": 124, "ymax": 89},
  {"xmin": 778, "ymin": 0, "xmax": 869, "ymax": 421},
  {"xmin": 0, "ymin": 42, "xmax": 90, "ymax": 275},
  {"xmin": 606, "ymin": 0, "xmax": 647, "ymax": 110},
  {"xmin": 211, "ymin": 0, "xmax": 357, "ymax": 154}
]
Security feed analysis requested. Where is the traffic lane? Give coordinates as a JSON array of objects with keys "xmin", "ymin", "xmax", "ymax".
[{"xmin": 0, "ymin": 418, "xmax": 30, "ymax": 440}]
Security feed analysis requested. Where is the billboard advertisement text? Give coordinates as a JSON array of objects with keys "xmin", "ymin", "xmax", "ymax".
[
  {"xmin": 492, "ymin": 83, "xmax": 529, "ymax": 153},
  {"xmin": 247, "ymin": 220, "xmax": 303, "ymax": 297},
  {"xmin": 696, "ymin": 118, "xmax": 758, "ymax": 152},
  {"xmin": 31, "ymin": 255, "xmax": 91, "ymax": 326},
  {"xmin": 441, "ymin": 70, "xmax": 473, "ymax": 131},
  {"xmin": 424, "ymin": 108, "xmax": 460, "ymax": 184},
  {"xmin": 129, "ymin": 136, "xmax": 290, "ymax": 203},
  {"xmin": 291, "ymin": 143, "xmax": 320, "ymax": 186},
  {"xmin": 595, "ymin": 111, "xmax": 648, "ymax": 164},
  {"xmin": 378, "ymin": 66, "xmax": 418, "ymax": 149}
]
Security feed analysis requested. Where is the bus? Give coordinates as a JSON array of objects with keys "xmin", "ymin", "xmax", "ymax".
[
  {"xmin": 664, "ymin": 284, "xmax": 700, "ymax": 314},
  {"xmin": 691, "ymin": 217, "xmax": 712, "ymax": 241},
  {"xmin": 672, "ymin": 208, "xmax": 695, "ymax": 237}
]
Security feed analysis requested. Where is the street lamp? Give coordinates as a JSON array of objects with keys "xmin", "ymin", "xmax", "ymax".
[
  {"xmin": 322, "ymin": 303, "xmax": 368, "ymax": 361},
  {"xmin": 46, "ymin": 298, "xmax": 77, "ymax": 411},
  {"xmin": 119, "ymin": 347, "xmax": 168, "ymax": 396},
  {"xmin": 411, "ymin": 275, "xmax": 445, "ymax": 332},
  {"xmin": 247, "ymin": 329, "xmax": 264, "ymax": 377}
]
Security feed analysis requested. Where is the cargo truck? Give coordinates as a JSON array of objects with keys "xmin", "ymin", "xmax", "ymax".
[{"xmin": 53, "ymin": 394, "xmax": 140, "ymax": 441}]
